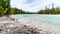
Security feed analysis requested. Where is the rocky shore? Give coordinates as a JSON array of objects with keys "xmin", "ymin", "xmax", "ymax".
[{"xmin": 0, "ymin": 16, "xmax": 58, "ymax": 34}]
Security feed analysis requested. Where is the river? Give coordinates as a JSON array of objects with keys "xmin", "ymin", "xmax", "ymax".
[{"xmin": 10, "ymin": 14, "xmax": 60, "ymax": 34}]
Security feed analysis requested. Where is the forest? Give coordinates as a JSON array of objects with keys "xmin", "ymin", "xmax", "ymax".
[
  {"xmin": 37, "ymin": 7, "xmax": 60, "ymax": 14},
  {"xmin": 0, "ymin": 0, "xmax": 26, "ymax": 16}
]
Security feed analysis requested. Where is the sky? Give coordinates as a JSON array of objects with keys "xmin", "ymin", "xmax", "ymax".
[{"xmin": 10, "ymin": 0, "xmax": 60, "ymax": 12}]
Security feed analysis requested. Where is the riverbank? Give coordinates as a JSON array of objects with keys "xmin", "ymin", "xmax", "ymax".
[{"xmin": 0, "ymin": 16, "xmax": 59, "ymax": 34}]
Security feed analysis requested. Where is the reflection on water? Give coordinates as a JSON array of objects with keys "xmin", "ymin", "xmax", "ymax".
[{"xmin": 11, "ymin": 14, "xmax": 60, "ymax": 33}]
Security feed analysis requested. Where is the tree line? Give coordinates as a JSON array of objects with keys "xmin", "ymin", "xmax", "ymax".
[
  {"xmin": 37, "ymin": 8, "xmax": 60, "ymax": 14},
  {"xmin": 0, "ymin": 0, "xmax": 26, "ymax": 16},
  {"xmin": 37, "ymin": 3, "xmax": 60, "ymax": 14}
]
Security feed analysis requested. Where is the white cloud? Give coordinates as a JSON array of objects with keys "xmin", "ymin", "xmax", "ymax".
[{"xmin": 11, "ymin": 0, "xmax": 60, "ymax": 12}]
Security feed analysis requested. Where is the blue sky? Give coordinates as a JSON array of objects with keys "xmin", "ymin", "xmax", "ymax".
[{"xmin": 10, "ymin": 0, "xmax": 60, "ymax": 12}]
